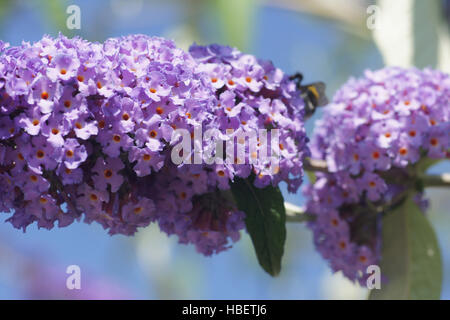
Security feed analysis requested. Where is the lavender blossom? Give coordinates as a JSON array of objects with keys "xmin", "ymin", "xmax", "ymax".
[
  {"xmin": 0, "ymin": 35, "xmax": 310, "ymax": 256},
  {"xmin": 0, "ymin": 34, "xmax": 214, "ymax": 238},
  {"xmin": 190, "ymin": 43, "xmax": 309, "ymax": 192},
  {"xmin": 304, "ymin": 67, "xmax": 450, "ymax": 285}
]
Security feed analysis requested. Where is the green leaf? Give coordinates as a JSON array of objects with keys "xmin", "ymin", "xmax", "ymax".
[
  {"xmin": 230, "ymin": 177, "xmax": 286, "ymax": 276},
  {"xmin": 369, "ymin": 196, "xmax": 442, "ymax": 300}
]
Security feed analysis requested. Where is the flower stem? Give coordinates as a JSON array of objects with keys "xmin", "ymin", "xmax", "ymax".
[
  {"xmin": 284, "ymin": 202, "xmax": 315, "ymax": 223},
  {"xmin": 303, "ymin": 158, "xmax": 328, "ymax": 173},
  {"xmin": 303, "ymin": 158, "xmax": 450, "ymax": 188},
  {"xmin": 420, "ymin": 173, "xmax": 450, "ymax": 188}
]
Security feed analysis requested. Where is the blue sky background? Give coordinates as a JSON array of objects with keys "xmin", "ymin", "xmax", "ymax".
[{"xmin": 0, "ymin": 0, "xmax": 448, "ymax": 299}]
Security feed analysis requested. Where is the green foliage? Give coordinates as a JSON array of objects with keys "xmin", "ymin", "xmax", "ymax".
[
  {"xmin": 212, "ymin": 0, "xmax": 256, "ymax": 51},
  {"xmin": 40, "ymin": 0, "xmax": 74, "ymax": 37},
  {"xmin": 369, "ymin": 196, "xmax": 442, "ymax": 300},
  {"xmin": 0, "ymin": 0, "xmax": 13, "ymax": 21},
  {"xmin": 231, "ymin": 177, "xmax": 286, "ymax": 276}
]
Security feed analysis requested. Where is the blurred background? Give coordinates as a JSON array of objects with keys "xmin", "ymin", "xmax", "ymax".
[{"xmin": 0, "ymin": 0, "xmax": 449, "ymax": 299}]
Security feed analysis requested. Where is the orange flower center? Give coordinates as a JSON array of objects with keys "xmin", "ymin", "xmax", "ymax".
[
  {"xmin": 104, "ymin": 169, "xmax": 113, "ymax": 178},
  {"xmin": 430, "ymin": 138, "xmax": 438, "ymax": 146},
  {"xmin": 149, "ymin": 130, "xmax": 157, "ymax": 138}
]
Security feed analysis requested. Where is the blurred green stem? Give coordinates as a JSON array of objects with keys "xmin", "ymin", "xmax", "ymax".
[
  {"xmin": 303, "ymin": 158, "xmax": 450, "ymax": 188},
  {"xmin": 284, "ymin": 202, "xmax": 315, "ymax": 223},
  {"xmin": 421, "ymin": 173, "xmax": 450, "ymax": 188}
]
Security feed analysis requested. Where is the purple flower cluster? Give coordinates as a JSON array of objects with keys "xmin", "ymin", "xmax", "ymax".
[
  {"xmin": 304, "ymin": 67, "xmax": 450, "ymax": 284},
  {"xmin": 147, "ymin": 44, "xmax": 310, "ymax": 255},
  {"xmin": 0, "ymin": 35, "xmax": 308, "ymax": 255},
  {"xmin": 0, "ymin": 34, "xmax": 215, "ymax": 236},
  {"xmin": 189, "ymin": 44, "xmax": 309, "ymax": 192}
]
